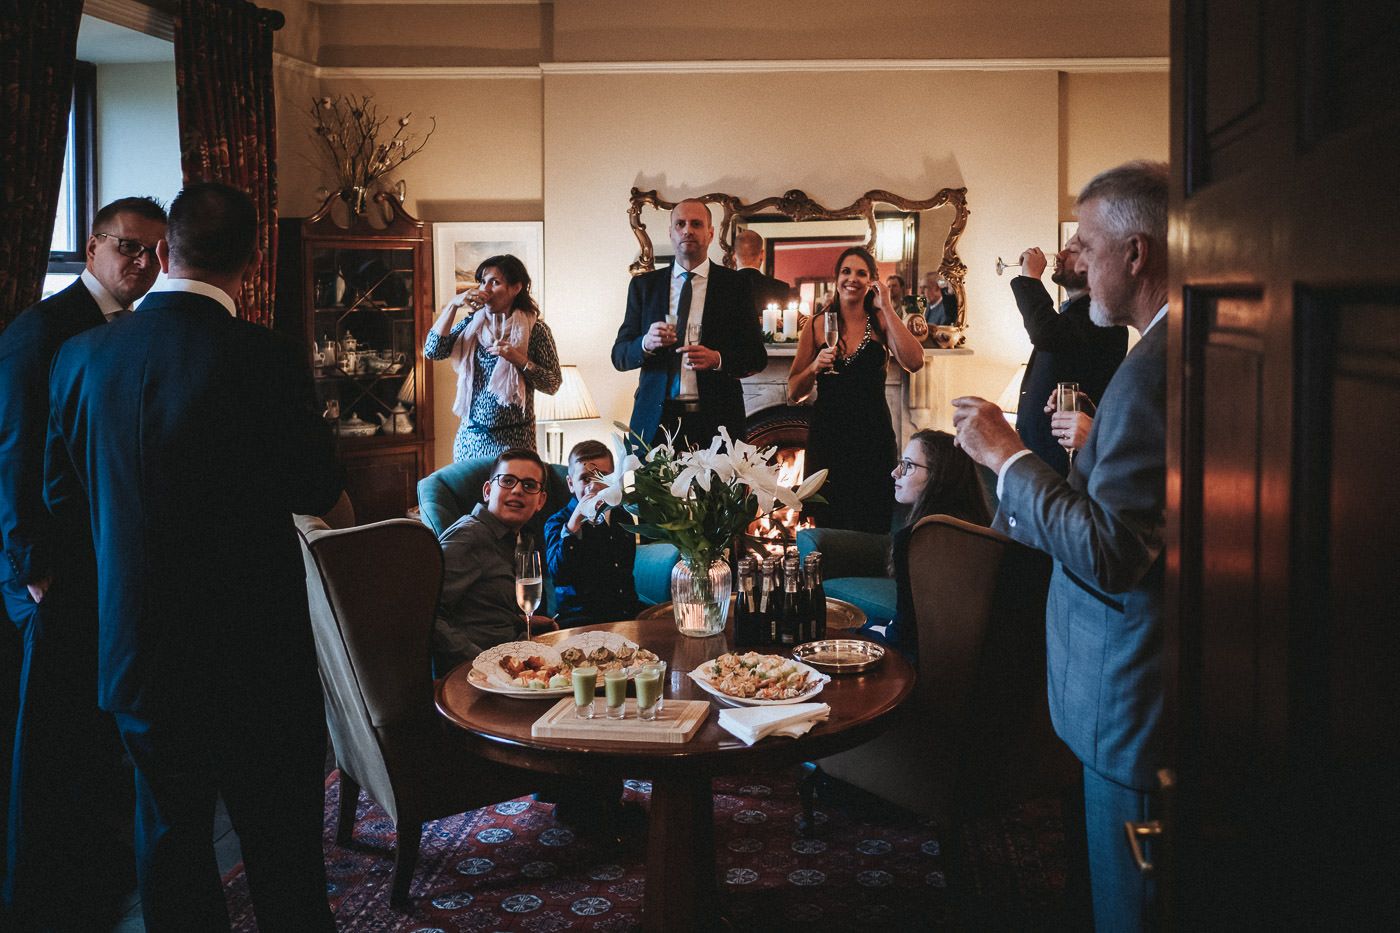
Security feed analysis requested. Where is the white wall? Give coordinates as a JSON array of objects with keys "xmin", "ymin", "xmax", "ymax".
[{"xmin": 96, "ymin": 62, "xmax": 182, "ymax": 209}]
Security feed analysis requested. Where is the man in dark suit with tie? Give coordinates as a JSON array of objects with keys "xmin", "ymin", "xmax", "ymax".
[
  {"xmin": 953, "ymin": 161, "xmax": 1170, "ymax": 931},
  {"xmin": 613, "ymin": 199, "xmax": 767, "ymax": 450},
  {"xmin": 1010, "ymin": 238, "xmax": 1128, "ymax": 475},
  {"xmin": 734, "ymin": 229, "xmax": 792, "ymax": 313},
  {"xmin": 46, "ymin": 183, "xmax": 343, "ymax": 931},
  {"xmin": 0, "ymin": 196, "xmax": 166, "ymax": 927}
]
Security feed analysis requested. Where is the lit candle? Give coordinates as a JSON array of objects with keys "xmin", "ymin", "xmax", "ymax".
[
  {"xmin": 762, "ymin": 304, "xmax": 777, "ymax": 338},
  {"xmin": 782, "ymin": 301, "xmax": 799, "ymax": 343}
]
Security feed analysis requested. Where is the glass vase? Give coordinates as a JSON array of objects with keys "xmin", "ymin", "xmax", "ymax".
[{"xmin": 670, "ymin": 556, "xmax": 732, "ymax": 638}]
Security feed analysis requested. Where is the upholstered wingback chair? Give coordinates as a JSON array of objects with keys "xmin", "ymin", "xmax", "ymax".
[
  {"xmin": 817, "ymin": 515, "xmax": 1076, "ymax": 859},
  {"xmin": 295, "ymin": 510, "xmax": 544, "ymax": 907},
  {"xmin": 416, "ymin": 457, "xmax": 680, "ymax": 611},
  {"xmin": 796, "ymin": 527, "xmax": 897, "ymax": 622}
]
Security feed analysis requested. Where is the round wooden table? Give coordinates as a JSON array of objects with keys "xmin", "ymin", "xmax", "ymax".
[{"xmin": 436, "ymin": 619, "xmax": 914, "ymax": 931}]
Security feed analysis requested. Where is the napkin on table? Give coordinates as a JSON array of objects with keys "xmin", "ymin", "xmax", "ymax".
[{"xmin": 717, "ymin": 703, "xmax": 830, "ymax": 746}]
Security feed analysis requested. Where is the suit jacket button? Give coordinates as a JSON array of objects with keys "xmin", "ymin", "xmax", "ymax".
[{"xmin": 1007, "ymin": 516, "xmax": 1018, "ymax": 528}]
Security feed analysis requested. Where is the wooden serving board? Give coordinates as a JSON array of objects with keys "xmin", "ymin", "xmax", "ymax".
[{"xmin": 531, "ymin": 698, "xmax": 710, "ymax": 743}]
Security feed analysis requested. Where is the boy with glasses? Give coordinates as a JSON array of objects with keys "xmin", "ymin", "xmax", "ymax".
[{"xmin": 433, "ymin": 448, "xmax": 552, "ymax": 672}]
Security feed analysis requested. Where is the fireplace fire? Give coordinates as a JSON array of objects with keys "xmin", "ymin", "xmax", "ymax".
[{"xmin": 746, "ymin": 447, "xmax": 814, "ymax": 557}]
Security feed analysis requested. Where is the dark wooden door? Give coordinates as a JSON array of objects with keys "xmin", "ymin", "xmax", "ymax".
[{"xmin": 1165, "ymin": 0, "xmax": 1400, "ymax": 925}]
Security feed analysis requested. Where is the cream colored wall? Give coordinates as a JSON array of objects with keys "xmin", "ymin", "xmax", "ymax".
[
  {"xmin": 267, "ymin": 1, "xmax": 1168, "ymax": 464},
  {"xmin": 315, "ymin": 2, "xmax": 548, "ymax": 67},
  {"xmin": 1061, "ymin": 72, "xmax": 1171, "ymax": 218},
  {"xmin": 540, "ymin": 68, "xmax": 1067, "ymax": 451}
]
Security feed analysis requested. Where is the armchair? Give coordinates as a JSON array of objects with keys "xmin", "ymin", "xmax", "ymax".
[
  {"xmin": 295, "ymin": 512, "xmax": 547, "ymax": 907},
  {"xmin": 416, "ymin": 457, "xmax": 679, "ymax": 612},
  {"xmin": 796, "ymin": 527, "xmax": 897, "ymax": 621},
  {"xmin": 816, "ymin": 515, "xmax": 1076, "ymax": 881}
]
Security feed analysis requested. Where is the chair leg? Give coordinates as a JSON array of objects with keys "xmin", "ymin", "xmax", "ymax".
[
  {"xmin": 390, "ymin": 821, "xmax": 422, "ymax": 909},
  {"xmin": 336, "ymin": 771, "xmax": 361, "ymax": 847}
]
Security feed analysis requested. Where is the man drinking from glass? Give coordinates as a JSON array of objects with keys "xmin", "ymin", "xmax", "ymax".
[{"xmin": 433, "ymin": 448, "xmax": 551, "ymax": 673}]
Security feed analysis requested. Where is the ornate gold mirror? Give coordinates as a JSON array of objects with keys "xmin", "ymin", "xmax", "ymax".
[{"xmin": 627, "ymin": 187, "xmax": 970, "ymax": 335}]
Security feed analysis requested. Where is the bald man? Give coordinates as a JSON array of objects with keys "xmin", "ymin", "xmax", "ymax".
[
  {"xmin": 734, "ymin": 229, "xmax": 792, "ymax": 313},
  {"xmin": 612, "ymin": 199, "xmax": 767, "ymax": 449}
]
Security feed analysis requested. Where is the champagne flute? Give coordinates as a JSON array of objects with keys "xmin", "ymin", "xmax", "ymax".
[
  {"xmin": 822, "ymin": 308, "xmax": 841, "ymax": 375},
  {"xmin": 1055, "ymin": 381, "xmax": 1080, "ymax": 468},
  {"xmin": 515, "ymin": 549, "xmax": 543, "ymax": 639}
]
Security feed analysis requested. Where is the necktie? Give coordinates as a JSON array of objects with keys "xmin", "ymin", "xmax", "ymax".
[
  {"xmin": 112, "ymin": 307, "xmax": 132, "ymax": 321},
  {"xmin": 669, "ymin": 271, "xmax": 694, "ymax": 398}
]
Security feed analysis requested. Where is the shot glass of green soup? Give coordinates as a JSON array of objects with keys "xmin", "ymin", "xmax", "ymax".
[
  {"xmin": 604, "ymin": 669, "xmax": 628, "ymax": 720},
  {"xmin": 635, "ymin": 666, "xmax": 662, "ymax": 722},
  {"xmin": 572, "ymin": 665, "xmax": 598, "ymax": 719}
]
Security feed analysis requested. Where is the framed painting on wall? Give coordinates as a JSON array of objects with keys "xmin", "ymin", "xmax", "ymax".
[{"xmin": 431, "ymin": 221, "xmax": 545, "ymax": 313}]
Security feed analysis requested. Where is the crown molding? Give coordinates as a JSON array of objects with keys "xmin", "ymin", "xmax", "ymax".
[
  {"xmin": 315, "ymin": 0, "xmax": 542, "ymax": 5},
  {"xmin": 540, "ymin": 57, "xmax": 1168, "ymax": 76},
  {"xmin": 274, "ymin": 52, "xmax": 540, "ymax": 79},
  {"xmin": 83, "ymin": 0, "xmax": 175, "ymax": 42}
]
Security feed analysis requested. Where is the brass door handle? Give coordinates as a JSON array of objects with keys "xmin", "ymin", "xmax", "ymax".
[{"xmin": 1124, "ymin": 819, "xmax": 1163, "ymax": 874}]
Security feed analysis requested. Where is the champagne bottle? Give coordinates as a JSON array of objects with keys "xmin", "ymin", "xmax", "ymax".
[
  {"xmin": 805, "ymin": 552, "xmax": 827, "ymax": 641},
  {"xmin": 759, "ymin": 557, "xmax": 780, "ymax": 647},
  {"xmin": 779, "ymin": 556, "xmax": 801, "ymax": 648},
  {"xmin": 734, "ymin": 557, "xmax": 757, "ymax": 648}
]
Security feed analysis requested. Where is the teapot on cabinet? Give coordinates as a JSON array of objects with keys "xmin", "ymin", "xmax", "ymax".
[{"xmin": 377, "ymin": 404, "xmax": 415, "ymax": 435}]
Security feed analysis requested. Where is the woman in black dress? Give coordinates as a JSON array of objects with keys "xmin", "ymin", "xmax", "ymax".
[{"xmin": 788, "ymin": 246, "xmax": 925, "ymax": 532}]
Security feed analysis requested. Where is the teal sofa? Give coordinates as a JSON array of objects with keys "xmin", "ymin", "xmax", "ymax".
[
  {"xmin": 416, "ymin": 458, "xmax": 678, "ymax": 616},
  {"xmin": 796, "ymin": 527, "xmax": 896, "ymax": 623}
]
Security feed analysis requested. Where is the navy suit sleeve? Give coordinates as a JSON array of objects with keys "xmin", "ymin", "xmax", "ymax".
[
  {"xmin": 1010, "ymin": 277, "xmax": 1123, "ymax": 356},
  {"xmin": 612, "ymin": 276, "xmax": 652, "ymax": 372},
  {"xmin": 0, "ymin": 319, "xmax": 58, "ymax": 584},
  {"xmin": 543, "ymin": 504, "xmax": 577, "ymax": 584},
  {"xmin": 714, "ymin": 273, "xmax": 767, "ymax": 377}
]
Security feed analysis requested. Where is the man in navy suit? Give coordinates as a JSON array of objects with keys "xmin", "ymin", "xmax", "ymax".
[
  {"xmin": 46, "ymin": 183, "xmax": 343, "ymax": 931},
  {"xmin": 1, "ymin": 196, "xmax": 166, "ymax": 927},
  {"xmin": 613, "ymin": 199, "xmax": 767, "ymax": 449},
  {"xmin": 1009, "ymin": 238, "xmax": 1128, "ymax": 475},
  {"xmin": 953, "ymin": 161, "xmax": 1170, "ymax": 931},
  {"xmin": 734, "ymin": 229, "xmax": 792, "ymax": 313}
]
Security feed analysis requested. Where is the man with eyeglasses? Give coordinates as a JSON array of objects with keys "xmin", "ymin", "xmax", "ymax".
[
  {"xmin": 0, "ymin": 195, "xmax": 165, "ymax": 927},
  {"xmin": 433, "ymin": 448, "xmax": 553, "ymax": 672}
]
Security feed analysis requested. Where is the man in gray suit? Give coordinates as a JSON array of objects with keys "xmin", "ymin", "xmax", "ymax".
[{"xmin": 952, "ymin": 160, "xmax": 1169, "ymax": 932}]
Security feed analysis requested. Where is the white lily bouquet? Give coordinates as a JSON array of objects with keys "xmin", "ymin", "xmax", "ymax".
[{"xmin": 597, "ymin": 425, "xmax": 827, "ymax": 636}]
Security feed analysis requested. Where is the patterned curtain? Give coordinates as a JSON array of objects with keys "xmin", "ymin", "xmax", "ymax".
[
  {"xmin": 0, "ymin": 1, "xmax": 84, "ymax": 333},
  {"xmin": 174, "ymin": 0, "xmax": 283, "ymax": 327}
]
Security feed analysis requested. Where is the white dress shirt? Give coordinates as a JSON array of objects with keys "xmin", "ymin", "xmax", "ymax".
[
  {"xmin": 152, "ymin": 277, "xmax": 239, "ymax": 317},
  {"xmin": 79, "ymin": 268, "xmax": 125, "ymax": 322}
]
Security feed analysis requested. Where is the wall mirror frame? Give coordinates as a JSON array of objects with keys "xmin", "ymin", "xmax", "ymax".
[{"xmin": 627, "ymin": 186, "xmax": 971, "ymax": 329}]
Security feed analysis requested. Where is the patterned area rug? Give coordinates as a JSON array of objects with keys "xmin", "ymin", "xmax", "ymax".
[{"xmin": 222, "ymin": 767, "xmax": 1068, "ymax": 930}]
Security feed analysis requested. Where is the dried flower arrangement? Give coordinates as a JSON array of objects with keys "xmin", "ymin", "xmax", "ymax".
[{"xmin": 309, "ymin": 94, "xmax": 436, "ymax": 211}]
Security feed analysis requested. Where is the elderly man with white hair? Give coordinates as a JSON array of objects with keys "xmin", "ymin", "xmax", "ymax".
[{"xmin": 952, "ymin": 160, "xmax": 1170, "ymax": 931}]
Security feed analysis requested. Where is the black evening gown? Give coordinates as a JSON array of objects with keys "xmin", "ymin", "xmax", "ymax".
[{"xmin": 804, "ymin": 318, "xmax": 896, "ymax": 533}]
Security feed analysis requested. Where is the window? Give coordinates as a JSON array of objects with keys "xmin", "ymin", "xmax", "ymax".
[{"xmin": 45, "ymin": 61, "xmax": 96, "ymax": 298}]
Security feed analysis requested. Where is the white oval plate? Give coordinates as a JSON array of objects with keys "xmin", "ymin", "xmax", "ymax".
[
  {"xmin": 466, "ymin": 667, "xmax": 572, "ymax": 699},
  {"xmin": 688, "ymin": 656, "xmax": 830, "ymax": 706},
  {"xmin": 472, "ymin": 641, "xmax": 565, "ymax": 689}
]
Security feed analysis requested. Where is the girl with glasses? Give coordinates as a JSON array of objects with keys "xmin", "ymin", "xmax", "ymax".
[{"xmin": 866, "ymin": 429, "xmax": 990, "ymax": 657}]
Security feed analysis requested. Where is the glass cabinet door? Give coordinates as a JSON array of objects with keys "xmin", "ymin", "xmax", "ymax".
[{"xmin": 309, "ymin": 245, "xmax": 419, "ymax": 441}]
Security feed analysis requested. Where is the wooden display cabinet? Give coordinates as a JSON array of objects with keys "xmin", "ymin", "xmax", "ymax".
[{"xmin": 277, "ymin": 193, "xmax": 434, "ymax": 523}]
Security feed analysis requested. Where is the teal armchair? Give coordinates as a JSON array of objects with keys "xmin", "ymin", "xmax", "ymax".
[
  {"xmin": 796, "ymin": 527, "xmax": 896, "ymax": 622},
  {"xmin": 416, "ymin": 458, "xmax": 679, "ymax": 614}
]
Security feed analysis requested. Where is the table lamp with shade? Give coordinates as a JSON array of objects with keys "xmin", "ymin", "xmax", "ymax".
[
  {"xmin": 535, "ymin": 365, "xmax": 599, "ymax": 463},
  {"xmin": 996, "ymin": 363, "xmax": 1028, "ymax": 426}
]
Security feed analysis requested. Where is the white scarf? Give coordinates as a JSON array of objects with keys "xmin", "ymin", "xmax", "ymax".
[{"xmin": 450, "ymin": 308, "xmax": 535, "ymax": 419}]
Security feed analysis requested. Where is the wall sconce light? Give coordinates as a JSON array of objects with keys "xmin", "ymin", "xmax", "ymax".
[
  {"xmin": 534, "ymin": 364, "xmax": 600, "ymax": 463},
  {"xmin": 875, "ymin": 217, "xmax": 905, "ymax": 263},
  {"xmin": 996, "ymin": 363, "xmax": 1029, "ymax": 425}
]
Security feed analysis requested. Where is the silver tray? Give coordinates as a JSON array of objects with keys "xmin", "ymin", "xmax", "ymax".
[{"xmin": 791, "ymin": 639, "xmax": 884, "ymax": 674}]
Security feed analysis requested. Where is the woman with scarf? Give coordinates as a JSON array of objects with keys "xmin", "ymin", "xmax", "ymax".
[{"xmin": 425, "ymin": 254, "xmax": 561, "ymax": 460}]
